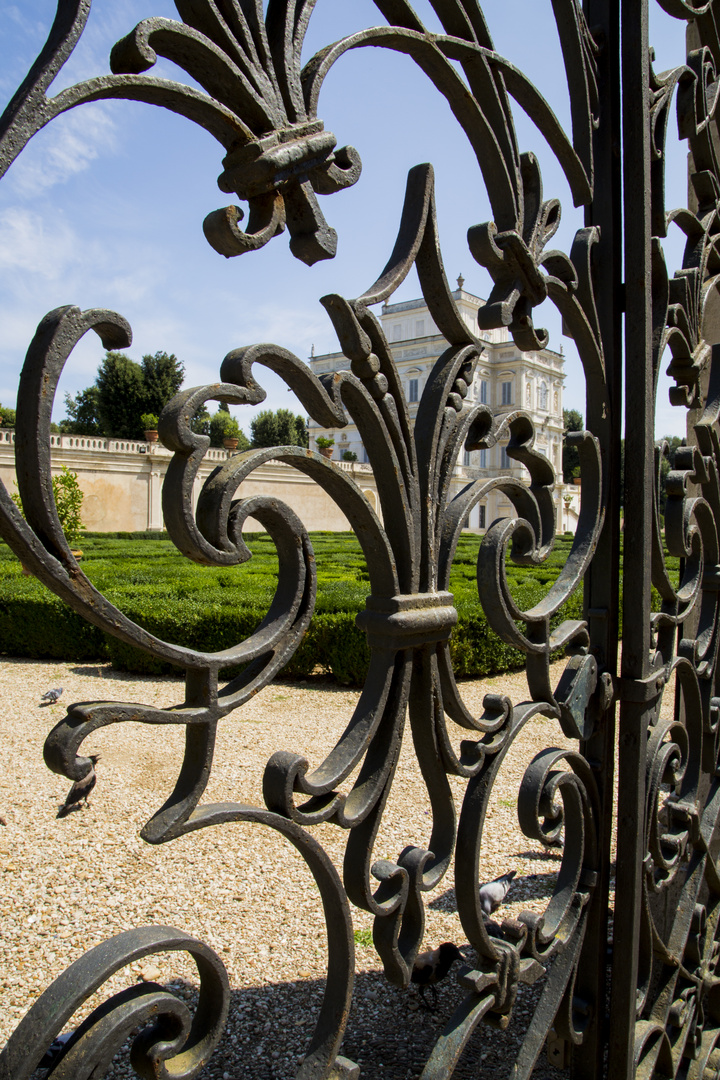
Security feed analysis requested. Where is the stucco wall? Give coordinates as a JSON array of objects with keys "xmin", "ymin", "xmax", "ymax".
[
  {"xmin": 0, "ymin": 429, "xmax": 579, "ymax": 535},
  {"xmin": 0, "ymin": 430, "xmax": 378, "ymax": 533}
]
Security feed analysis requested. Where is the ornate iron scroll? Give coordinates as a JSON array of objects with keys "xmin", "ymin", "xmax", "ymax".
[{"xmin": 1, "ymin": 0, "xmax": 720, "ymax": 1077}]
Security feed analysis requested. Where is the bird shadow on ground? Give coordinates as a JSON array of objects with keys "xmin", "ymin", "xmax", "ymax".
[
  {"xmin": 516, "ymin": 849, "xmax": 563, "ymax": 864},
  {"xmin": 429, "ymin": 868, "xmax": 559, "ymax": 913},
  {"xmin": 53, "ymin": 799, "xmax": 83, "ymax": 818},
  {"xmin": 31, "ymin": 968, "xmax": 569, "ymax": 1080}
]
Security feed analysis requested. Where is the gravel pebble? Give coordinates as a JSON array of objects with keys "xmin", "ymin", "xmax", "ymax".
[{"xmin": 0, "ymin": 655, "xmax": 666, "ymax": 1078}]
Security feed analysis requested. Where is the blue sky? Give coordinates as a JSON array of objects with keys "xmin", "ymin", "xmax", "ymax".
[{"xmin": 0, "ymin": 1, "xmax": 692, "ymax": 437}]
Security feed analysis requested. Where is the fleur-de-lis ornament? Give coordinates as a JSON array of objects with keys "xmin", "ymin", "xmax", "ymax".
[{"xmin": 0, "ymin": 0, "xmax": 362, "ymax": 265}]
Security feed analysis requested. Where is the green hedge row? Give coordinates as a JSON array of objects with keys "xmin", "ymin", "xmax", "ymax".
[{"xmin": 0, "ymin": 568, "xmax": 583, "ymax": 690}]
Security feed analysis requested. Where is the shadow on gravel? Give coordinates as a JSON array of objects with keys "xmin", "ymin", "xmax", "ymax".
[
  {"xmin": 428, "ymin": 868, "xmax": 560, "ymax": 913},
  {"xmin": 67, "ymin": 667, "xmax": 363, "ymax": 695},
  {"xmin": 34, "ymin": 967, "xmax": 570, "ymax": 1080},
  {"xmin": 68, "ymin": 664, "xmax": 184, "ymax": 683}
]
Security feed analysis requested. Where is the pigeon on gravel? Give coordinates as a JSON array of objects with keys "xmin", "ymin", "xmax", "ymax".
[
  {"xmin": 411, "ymin": 942, "xmax": 463, "ymax": 1010},
  {"xmin": 40, "ymin": 687, "xmax": 63, "ymax": 705},
  {"xmin": 478, "ymin": 870, "xmax": 516, "ymax": 916},
  {"xmin": 57, "ymin": 754, "xmax": 100, "ymax": 818}
]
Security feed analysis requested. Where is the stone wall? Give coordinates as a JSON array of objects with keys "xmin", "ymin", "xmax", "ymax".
[
  {"xmin": 0, "ymin": 429, "xmax": 580, "ymax": 535},
  {"xmin": 0, "ymin": 429, "xmax": 380, "ymax": 533}
]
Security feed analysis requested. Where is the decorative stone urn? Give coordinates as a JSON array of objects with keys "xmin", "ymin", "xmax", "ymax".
[
  {"xmin": 144, "ymin": 429, "xmax": 159, "ymax": 443},
  {"xmin": 223, "ymin": 437, "xmax": 239, "ymax": 451},
  {"xmin": 319, "ymin": 447, "xmax": 334, "ymax": 459}
]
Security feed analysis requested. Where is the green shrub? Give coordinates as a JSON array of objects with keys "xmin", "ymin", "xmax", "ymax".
[
  {"xmin": 11, "ymin": 464, "xmax": 86, "ymax": 547},
  {"xmin": 0, "ymin": 532, "xmax": 596, "ymax": 686},
  {"xmin": 0, "ymin": 580, "xmax": 107, "ymax": 661}
]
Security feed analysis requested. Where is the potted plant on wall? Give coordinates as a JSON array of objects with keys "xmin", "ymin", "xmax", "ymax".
[
  {"xmin": 220, "ymin": 414, "xmax": 242, "ymax": 451},
  {"xmin": 141, "ymin": 413, "xmax": 159, "ymax": 442},
  {"xmin": 316, "ymin": 435, "xmax": 335, "ymax": 459}
]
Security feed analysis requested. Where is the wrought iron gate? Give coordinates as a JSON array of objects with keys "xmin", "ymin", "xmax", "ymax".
[{"xmin": 1, "ymin": 0, "xmax": 720, "ymax": 1076}]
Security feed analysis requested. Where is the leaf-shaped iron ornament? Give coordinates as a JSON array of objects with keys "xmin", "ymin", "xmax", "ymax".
[{"xmin": 0, "ymin": 0, "xmax": 361, "ymax": 265}]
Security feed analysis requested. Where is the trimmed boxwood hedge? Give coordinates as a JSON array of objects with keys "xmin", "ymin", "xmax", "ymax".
[{"xmin": 0, "ymin": 533, "xmax": 586, "ymax": 686}]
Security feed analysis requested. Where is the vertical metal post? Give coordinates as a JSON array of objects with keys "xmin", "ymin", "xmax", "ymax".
[
  {"xmin": 574, "ymin": 2, "xmax": 622, "ymax": 1076},
  {"xmin": 609, "ymin": 1, "xmax": 654, "ymax": 1074}
]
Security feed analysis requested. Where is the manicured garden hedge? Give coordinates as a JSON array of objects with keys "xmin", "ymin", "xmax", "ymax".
[{"xmin": 0, "ymin": 533, "xmax": 586, "ymax": 685}]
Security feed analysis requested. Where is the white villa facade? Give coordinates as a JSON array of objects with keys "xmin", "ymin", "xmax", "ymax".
[{"xmin": 308, "ymin": 279, "xmax": 569, "ymax": 530}]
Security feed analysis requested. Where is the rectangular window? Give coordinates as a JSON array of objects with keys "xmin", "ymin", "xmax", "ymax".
[
  {"xmin": 408, "ymin": 378, "xmax": 419, "ymax": 403},
  {"xmin": 480, "ymin": 380, "xmax": 488, "ymax": 404},
  {"xmin": 393, "ymin": 324, "xmax": 402, "ymax": 341},
  {"xmin": 362, "ymin": 446, "xmax": 369, "ymax": 463},
  {"xmin": 463, "ymin": 449, "xmax": 471, "ymax": 466},
  {"xmin": 501, "ymin": 381, "xmax": 512, "ymax": 405},
  {"xmin": 479, "ymin": 448, "xmax": 487, "ymax": 469},
  {"xmin": 478, "ymin": 504, "xmax": 486, "ymax": 529},
  {"xmin": 500, "ymin": 446, "xmax": 511, "ymax": 470},
  {"xmin": 415, "ymin": 319, "xmax": 425, "ymax": 337}
]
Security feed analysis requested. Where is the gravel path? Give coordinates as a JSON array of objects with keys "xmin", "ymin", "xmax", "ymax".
[{"xmin": 0, "ymin": 655, "xmax": 645, "ymax": 1078}]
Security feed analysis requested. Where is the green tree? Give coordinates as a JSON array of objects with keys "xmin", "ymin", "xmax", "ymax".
[
  {"xmin": 657, "ymin": 435, "xmax": 683, "ymax": 518},
  {"xmin": 0, "ymin": 403, "xmax": 16, "ymax": 427},
  {"xmin": 190, "ymin": 403, "xmax": 211, "ymax": 436},
  {"xmin": 61, "ymin": 350, "xmax": 185, "ymax": 439},
  {"xmin": 250, "ymin": 408, "xmax": 308, "ymax": 448},
  {"xmin": 61, "ymin": 386, "xmax": 102, "ymax": 435},
  {"xmin": 140, "ymin": 351, "xmax": 184, "ymax": 418},
  {"xmin": 562, "ymin": 408, "xmax": 584, "ymax": 482},
  {"xmin": 95, "ymin": 352, "xmax": 146, "ymax": 438}
]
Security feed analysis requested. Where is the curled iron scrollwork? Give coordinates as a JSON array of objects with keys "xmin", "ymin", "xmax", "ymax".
[{"xmin": 4, "ymin": 0, "xmax": 717, "ymax": 1077}]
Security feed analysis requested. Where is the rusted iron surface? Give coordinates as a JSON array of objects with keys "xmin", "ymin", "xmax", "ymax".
[{"xmin": 0, "ymin": 1, "xmax": 718, "ymax": 1077}]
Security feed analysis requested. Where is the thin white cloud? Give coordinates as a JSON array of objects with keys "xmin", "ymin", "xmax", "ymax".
[
  {"xmin": 0, "ymin": 207, "xmax": 82, "ymax": 279},
  {"xmin": 5, "ymin": 105, "xmax": 118, "ymax": 198}
]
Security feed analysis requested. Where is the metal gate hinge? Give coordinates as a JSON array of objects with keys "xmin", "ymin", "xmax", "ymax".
[{"xmin": 615, "ymin": 671, "xmax": 666, "ymax": 703}]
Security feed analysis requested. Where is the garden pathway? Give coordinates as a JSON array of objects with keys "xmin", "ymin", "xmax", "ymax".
[{"xmin": 0, "ymin": 656, "xmax": 669, "ymax": 1078}]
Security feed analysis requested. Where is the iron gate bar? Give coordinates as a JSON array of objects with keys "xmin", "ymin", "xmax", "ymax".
[
  {"xmin": 575, "ymin": 0, "xmax": 622, "ymax": 1077},
  {"xmin": 611, "ymin": 3, "xmax": 653, "ymax": 1076},
  {"xmin": 0, "ymin": 0, "xmax": 718, "ymax": 1077}
]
